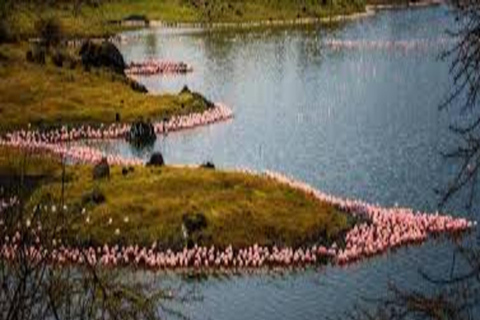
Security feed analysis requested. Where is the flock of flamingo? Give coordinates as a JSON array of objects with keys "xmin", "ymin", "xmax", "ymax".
[
  {"xmin": 0, "ymin": 103, "xmax": 233, "ymax": 166},
  {"xmin": 323, "ymin": 38, "xmax": 454, "ymax": 52},
  {"xmin": 125, "ymin": 60, "xmax": 193, "ymax": 76},
  {"xmin": 0, "ymin": 165, "xmax": 475, "ymax": 271},
  {"xmin": 0, "ymin": 47, "xmax": 476, "ymax": 271},
  {"xmin": 262, "ymin": 171, "xmax": 475, "ymax": 265}
]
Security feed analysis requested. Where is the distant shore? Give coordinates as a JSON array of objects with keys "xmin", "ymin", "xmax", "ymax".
[
  {"xmin": 370, "ymin": 0, "xmax": 444, "ymax": 10},
  {"xmin": 140, "ymin": 0, "xmax": 444, "ymax": 30},
  {"xmin": 148, "ymin": 7, "xmax": 376, "ymax": 29}
]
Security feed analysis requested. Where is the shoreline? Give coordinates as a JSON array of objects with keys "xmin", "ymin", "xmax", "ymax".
[
  {"xmin": 371, "ymin": 0, "xmax": 444, "ymax": 11},
  {"xmin": 131, "ymin": 0, "xmax": 444, "ymax": 31},
  {"xmin": 148, "ymin": 7, "xmax": 376, "ymax": 30},
  {"xmin": 0, "ymin": 92, "xmax": 475, "ymax": 272},
  {"xmin": 0, "ymin": 103, "xmax": 233, "ymax": 166},
  {"xmin": 0, "ymin": 167, "xmax": 475, "ymax": 273}
]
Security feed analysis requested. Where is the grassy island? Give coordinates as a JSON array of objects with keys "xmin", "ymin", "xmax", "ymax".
[{"xmin": 0, "ymin": 147, "xmax": 351, "ymax": 250}]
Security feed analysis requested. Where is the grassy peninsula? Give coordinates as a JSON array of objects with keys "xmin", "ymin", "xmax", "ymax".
[{"xmin": 0, "ymin": 43, "xmax": 212, "ymax": 132}]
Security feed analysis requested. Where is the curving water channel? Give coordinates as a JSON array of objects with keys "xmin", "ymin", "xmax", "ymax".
[{"xmin": 81, "ymin": 6, "xmax": 479, "ymax": 319}]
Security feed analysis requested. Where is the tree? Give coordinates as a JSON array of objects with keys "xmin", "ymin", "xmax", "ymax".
[
  {"xmin": 348, "ymin": 2, "xmax": 480, "ymax": 319},
  {"xmin": 0, "ymin": 151, "xmax": 186, "ymax": 320},
  {"xmin": 438, "ymin": 0, "xmax": 480, "ymax": 211}
]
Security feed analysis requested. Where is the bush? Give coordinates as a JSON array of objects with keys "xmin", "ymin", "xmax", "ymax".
[
  {"xmin": 146, "ymin": 152, "xmax": 164, "ymax": 167},
  {"xmin": 92, "ymin": 157, "xmax": 110, "ymax": 180},
  {"xmin": 127, "ymin": 119, "xmax": 156, "ymax": 148},
  {"xmin": 200, "ymin": 161, "xmax": 215, "ymax": 169},
  {"xmin": 35, "ymin": 16, "xmax": 63, "ymax": 48},
  {"xmin": 182, "ymin": 212, "xmax": 208, "ymax": 234},
  {"xmin": 79, "ymin": 40, "xmax": 126, "ymax": 75}
]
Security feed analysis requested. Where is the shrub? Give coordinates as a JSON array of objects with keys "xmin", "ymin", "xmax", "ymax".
[
  {"xmin": 182, "ymin": 212, "xmax": 208, "ymax": 234},
  {"xmin": 35, "ymin": 16, "xmax": 63, "ymax": 48},
  {"xmin": 128, "ymin": 120, "xmax": 157, "ymax": 148},
  {"xmin": 200, "ymin": 161, "xmax": 215, "ymax": 169},
  {"xmin": 146, "ymin": 152, "xmax": 164, "ymax": 167},
  {"xmin": 79, "ymin": 40, "xmax": 126, "ymax": 75},
  {"xmin": 92, "ymin": 157, "xmax": 110, "ymax": 180}
]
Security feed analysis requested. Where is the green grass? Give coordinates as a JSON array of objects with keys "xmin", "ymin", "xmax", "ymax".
[
  {"xmin": 4, "ymin": 0, "xmax": 367, "ymax": 39},
  {"xmin": 0, "ymin": 43, "xmax": 212, "ymax": 132},
  {"xmin": 32, "ymin": 165, "xmax": 350, "ymax": 249},
  {"xmin": 0, "ymin": 147, "xmax": 61, "ymax": 177},
  {"xmin": 0, "ymin": 148, "xmax": 351, "ymax": 250},
  {"xmin": 103, "ymin": 0, "xmax": 367, "ymax": 23}
]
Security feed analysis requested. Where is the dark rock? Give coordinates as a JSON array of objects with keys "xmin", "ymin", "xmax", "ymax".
[
  {"xmin": 79, "ymin": 40, "xmax": 126, "ymax": 74},
  {"xmin": 122, "ymin": 167, "xmax": 129, "ymax": 176},
  {"xmin": 182, "ymin": 212, "xmax": 208, "ymax": 234},
  {"xmin": 146, "ymin": 152, "xmax": 164, "ymax": 167},
  {"xmin": 81, "ymin": 188, "xmax": 106, "ymax": 205},
  {"xmin": 200, "ymin": 161, "xmax": 215, "ymax": 169},
  {"xmin": 92, "ymin": 157, "xmax": 110, "ymax": 180},
  {"xmin": 127, "ymin": 119, "xmax": 156, "ymax": 147}
]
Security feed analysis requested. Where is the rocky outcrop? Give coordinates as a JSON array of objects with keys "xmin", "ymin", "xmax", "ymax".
[{"xmin": 79, "ymin": 40, "xmax": 126, "ymax": 74}]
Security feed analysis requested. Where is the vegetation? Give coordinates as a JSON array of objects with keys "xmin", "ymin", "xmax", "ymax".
[
  {"xmin": 1, "ymin": 0, "xmax": 367, "ymax": 39},
  {"xmin": 0, "ymin": 43, "xmax": 212, "ymax": 132},
  {"xmin": 0, "ymin": 147, "xmax": 351, "ymax": 250},
  {"xmin": 0, "ymin": 148, "xmax": 173, "ymax": 320}
]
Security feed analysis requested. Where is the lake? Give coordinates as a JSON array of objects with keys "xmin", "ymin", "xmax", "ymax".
[{"xmin": 84, "ymin": 5, "xmax": 479, "ymax": 319}]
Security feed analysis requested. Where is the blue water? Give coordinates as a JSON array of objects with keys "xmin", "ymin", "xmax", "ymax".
[{"xmin": 86, "ymin": 6, "xmax": 479, "ymax": 319}]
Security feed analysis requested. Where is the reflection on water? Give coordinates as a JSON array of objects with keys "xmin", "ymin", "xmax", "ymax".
[{"xmin": 82, "ymin": 6, "xmax": 479, "ymax": 319}]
